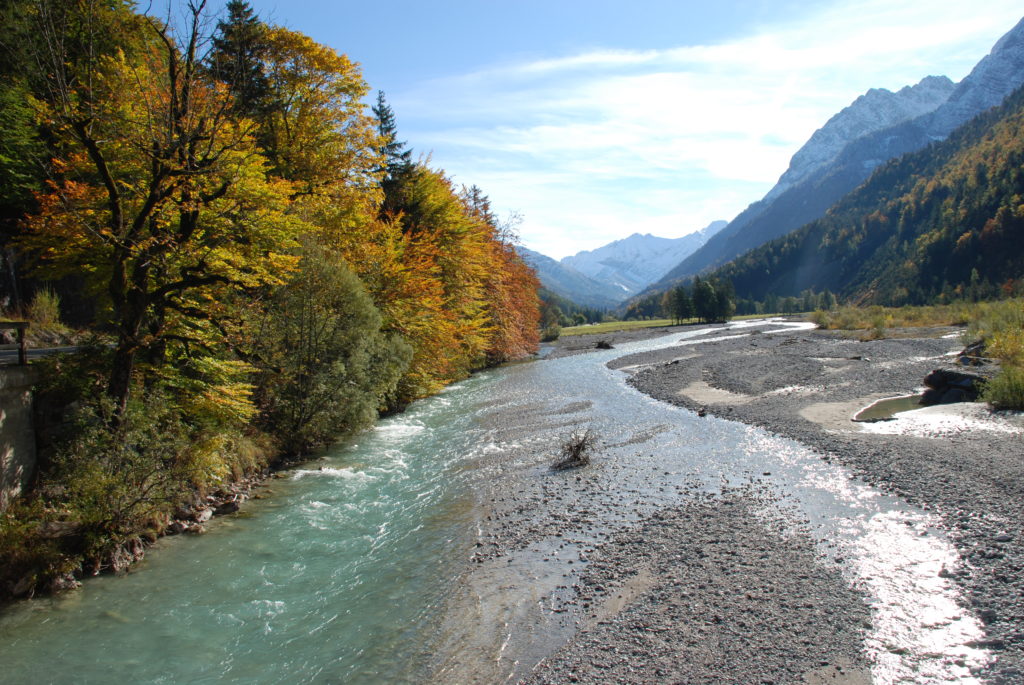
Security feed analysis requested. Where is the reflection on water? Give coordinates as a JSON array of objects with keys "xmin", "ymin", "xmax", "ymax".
[
  {"xmin": 0, "ymin": 319, "xmax": 988, "ymax": 684},
  {"xmin": 854, "ymin": 394, "xmax": 923, "ymax": 422}
]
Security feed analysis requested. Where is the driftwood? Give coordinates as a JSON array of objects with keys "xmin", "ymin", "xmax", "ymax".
[{"xmin": 552, "ymin": 427, "xmax": 598, "ymax": 470}]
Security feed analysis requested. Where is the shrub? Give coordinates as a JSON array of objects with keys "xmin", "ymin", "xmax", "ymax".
[
  {"xmin": 983, "ymin": 365, "xmax": 1024, "ymax": 410},
  {"xmin": 26, "ymin": 287, "xmax": 62, "ymax": 327},
  {"xmin": 0, "ymin": 499, "xmax": 82, "ymax": 599},
  {"xmin": 809, "ymin": 310, "xmax": 830, "ymax": 328},
  {"xmin": 54, "ymin": 395, "xmax": 193, "ymax": 553},
  {"xmin": 541, "ymin": 324, "xmax": 560, "ymax": 342}
]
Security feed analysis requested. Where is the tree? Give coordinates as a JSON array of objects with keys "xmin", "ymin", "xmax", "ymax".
[
  {"xmin": 373, "ymin": 90, "xmax": 413, "ymax": 180},
  {"xmin": 251, "ymin": 240, "xmax": 411, "ymax": 455},
  {"xmin": 691, "ymin": 276, "xmax": 717, "ymax": 323},
  {"xmin": 372, "ymin": 91, "xmax": 414, "ymax": 218},
  {"xmin": 673, "ymin": 285, "xmax": 694, "ymax": 322},
  {"xmin": 19, "ymin": 0, "xmax": 304, "ymax": 417},
  {"xmin": 208, "ymin": 0, "xmax": 270, "ymax": 118}
]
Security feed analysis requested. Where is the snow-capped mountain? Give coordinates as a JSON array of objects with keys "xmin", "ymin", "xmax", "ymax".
[
  {"xmin": 651, "ymin": 15, "xmax": 1024, "ymax": 292},
  {"xmin": 764, "ymin": 75, "xmax": 954, "ymax": 203},
  {"xmin": 560, "ymin": 221, "xmax": 727, "ymax": 295},
  {"xmin": 925, "ymin": 16, "xmax": 1024, "ymax": 138},
  {"xmin": 515, "ymin": 246, "xmax": 627, "ymax": 308}
]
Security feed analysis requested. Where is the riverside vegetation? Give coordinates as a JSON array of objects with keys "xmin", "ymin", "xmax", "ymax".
[{"xmin": 0, "ymin": 0, "xmax": 540, "ymax": 600}]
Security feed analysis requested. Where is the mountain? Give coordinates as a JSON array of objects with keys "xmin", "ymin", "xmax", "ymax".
[
  {"xmin": 763, "ymin": 76, "xmax": 955, "ymax": 203},
  {"xmin": 712, "ymin": 82, "xmax": 1024, "ymax": 306},
  {"xmin": 561, "ymin": 221, "xmax": 727, "ymax": 295},
  {"xmin": 515, "ymin": 246, "xmax": 624, "ymax": 309},
  {"xmin": 652, "ymin": 15, "xmax": 1024, "ymax": 292}
]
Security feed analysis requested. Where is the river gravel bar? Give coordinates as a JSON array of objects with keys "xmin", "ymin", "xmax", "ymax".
[{"xmin": 605, "ymin": 321, "xmax": 1024, "ymax": 682}]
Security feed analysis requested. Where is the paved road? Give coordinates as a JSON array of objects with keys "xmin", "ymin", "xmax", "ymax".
[{"xmin": 0, "ymin": 346, "xmax": 81, "ymax": 365}]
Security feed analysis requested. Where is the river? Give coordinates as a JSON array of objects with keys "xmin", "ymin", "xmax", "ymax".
[{"xmin": 0, "ymin": 320, "xmax": 987, "ymax": 683}]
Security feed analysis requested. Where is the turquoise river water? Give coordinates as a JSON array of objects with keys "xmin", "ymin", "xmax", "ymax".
[{"xmin": 0, "ymin": 321, "xmax": 990, "ymax": 683}]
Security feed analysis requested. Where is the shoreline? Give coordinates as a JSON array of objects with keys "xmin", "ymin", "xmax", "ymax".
[
  {"xmin": 443, "ymin": 319, "xmax": 1024, "ymax": 683},
  {"xmin": 606, "ymin": 320, "xmax": 1024, "ymax": 681}
]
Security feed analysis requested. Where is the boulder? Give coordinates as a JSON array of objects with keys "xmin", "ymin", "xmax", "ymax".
[
  {"xmin": 166, "ymin": 520, "xmax": 189, "ymax": 535},
  {"xmin": 921, "ymin": 368, "xmax": 987, "ymax": 405},
  {"xmin": 214, "ymin": 500, "xmax": 240, "ymax": 516}
]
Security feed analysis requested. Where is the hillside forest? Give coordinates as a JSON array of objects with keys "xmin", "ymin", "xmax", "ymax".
[
  {"xmin": 709, "ymin": 84, "xmax": 1024, "ymax": 308},
  {"xmin": 0, "ymin": 0, "xmax": 540, "ymax": 597}
]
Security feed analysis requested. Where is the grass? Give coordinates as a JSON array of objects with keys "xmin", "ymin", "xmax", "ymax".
[
  {"xmin": 810, "ymin": 299, "xmax": 1024, "ymax": 410},
  {"xmin": 809, "ymin": 302, "xmax": 977, "ymax": 332},
  {"xmin": 559, "ymin": 318, "xmax": 676, "ymax": 336},
  {"xmin": 557, "ymin": 313, "xmax": 778, "ymax": 337},
  {"xmin": 967, "ymin": 299, "xmax": 1024, "ymax": 410}
]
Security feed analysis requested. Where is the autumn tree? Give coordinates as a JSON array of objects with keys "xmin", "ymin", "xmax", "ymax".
[{"xmin": 20, "ymin": 0, "xmax": 303, "ymax": 416}]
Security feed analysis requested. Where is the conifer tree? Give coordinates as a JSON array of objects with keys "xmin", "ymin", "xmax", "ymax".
[
  {"xmin": 372, "ymin": 91, "xmax": 414, "ymax": 216},
  {"xmin": 208, "ymin": 0, "xmax": 270, "ymax": 117}
]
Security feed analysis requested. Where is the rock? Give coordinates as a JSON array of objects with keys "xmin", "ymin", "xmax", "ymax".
[
  {"xmin": 920, "ymin": 368, "xmax": 986, "ymax": 405},
  {"xmin": 194, "ymin": 508, "xmax": 213, "ymax": 523},
  {"xmin": 215, "ymin": 500, "xmax": 240, "ymax": 516},
  {"xmin": 11, "ymin": 575, "xmax": 36, "ymax": 598},
  {"xmin": 48, "ymin": 574, "xmax": 81, "ymax": 594},
  {"xmin": 958, "ymin": 340, "xmax": 989, "ymax": 366},
  {"xmin": 167, "ymin": 520, "xmax": 189, "ymax": 535},
  {"xmin": 595, "ymin": 340, "xmax": 614, "ymax": 350},
  {"xmin": 35, "ymin": 520, "xmax": 81, "ymax": 539}
]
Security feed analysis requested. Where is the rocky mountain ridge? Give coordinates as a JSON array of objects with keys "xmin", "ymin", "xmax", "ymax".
[
  {"xmin": 515, "ymin": 246, "xmax": 625, "ymax": 309},
  {"xmin": 650, "ymin": 15, "xmax": 1024, "ymax": 293},
  {"xmin": 561, "ymin": 220, "xmax": 727, "ymax": 295}
]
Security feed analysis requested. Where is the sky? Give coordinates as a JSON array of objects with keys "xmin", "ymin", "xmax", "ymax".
[{"xmin": 238, "ymin": 0, "xmax": 1023, "ymax": 259}]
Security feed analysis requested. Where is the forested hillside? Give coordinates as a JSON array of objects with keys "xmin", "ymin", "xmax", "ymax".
[
  {"xmin": 713, "ymin": 85, "xmax": 1024, "ymax": 305},
  {"xmin": 0, "ymin": 0, "xmax": 539, "ymax": 596}
]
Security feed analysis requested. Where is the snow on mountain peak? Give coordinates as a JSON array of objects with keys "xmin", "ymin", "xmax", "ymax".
[
  {"xmin": 560, "ymin": 220, "xmax": 727, "ymax": 293},
  {"xmin": 764, "ymin": 75, "xmax": 955, "ymax": 203}
]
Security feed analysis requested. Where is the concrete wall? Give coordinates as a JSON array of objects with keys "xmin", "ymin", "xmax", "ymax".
[{"xmin": 0, "ymin": 366, "xmax": 39, "ymax": 511}]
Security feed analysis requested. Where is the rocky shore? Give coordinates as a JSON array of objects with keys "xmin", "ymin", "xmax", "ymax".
[{"xmin": 523, "ymin": 320, "xmax": 1024, "ymax": 682}]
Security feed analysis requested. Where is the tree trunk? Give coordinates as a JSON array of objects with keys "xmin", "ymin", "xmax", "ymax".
[{"xmin": 107, "ymin": 342, "xmax": 137, "ymax": 419}]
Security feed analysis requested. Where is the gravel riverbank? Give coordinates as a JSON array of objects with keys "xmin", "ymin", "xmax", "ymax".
[
  {"xmin": 439, "ymin": 320, "xmax": 1024, "ymax": 684},
  {"xmin": 603, "ymin": 321, "xmax": 1024, "ymax": 682}
]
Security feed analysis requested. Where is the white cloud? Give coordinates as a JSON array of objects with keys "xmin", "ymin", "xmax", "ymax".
[{"xmin": 395, "ymin": 1, "xmax": 1023, "ymax": 259}]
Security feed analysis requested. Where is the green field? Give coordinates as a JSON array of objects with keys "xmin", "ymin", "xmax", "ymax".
[
  {"xmin": 558, "ymin": 313, "xmax": 799, "ymax": 337},
  {"xmin": 558, "ymin": 319, "xmax": 677, "ymax": 336}
]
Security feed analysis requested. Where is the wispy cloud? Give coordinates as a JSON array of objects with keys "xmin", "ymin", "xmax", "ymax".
[{"xmin": 396, "ymin": 0, "xmax": 1023, "ymax": 259}]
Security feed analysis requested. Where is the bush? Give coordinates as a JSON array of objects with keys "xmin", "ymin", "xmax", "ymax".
[
  {"xmin": 26, "ymin": 287, "xmax": 62, "ymax": 327},
  {"xmin": 983, "ymin": 365, "xmax": 1024, "ymax": 410},
  {"xmin": 809, "ymin": 310, "xmax": 830, "ymax": 328},
  {"xmin": 0, "ymin": 499, "xmax": 82, "ymax": 599},
  {"xmin": 541, "ymin": 324, "xmax": 560, "ymax": 342},
  {"xmin": 54, "ymin": 395, "xmax": 193, "ymax": 552}
]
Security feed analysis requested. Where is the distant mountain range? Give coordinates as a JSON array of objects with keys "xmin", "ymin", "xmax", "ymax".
[
  {"xmin": 561, "ymin": 221, "xmax": 727, "ymax": 294},
  {"xmin": 519, "ymin": 221, "xmax": 726, "ymax": 308},
  {"xmin": 648, "ymin": 15, "xmax": 1024, "ymax": 294},
  {"xmin": 516, "ymin": 247, "xmax": 624, "ymax": 309}
]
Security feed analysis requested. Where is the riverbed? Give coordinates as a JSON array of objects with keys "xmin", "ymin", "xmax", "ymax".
[{"xmin": 0, "ymin": 320, "xmax": 999, "ymax": 683}]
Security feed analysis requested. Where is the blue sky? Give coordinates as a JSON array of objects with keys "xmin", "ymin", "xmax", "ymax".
[{"xmin": 241, "ymin": 1, "xmax": 1022, "ymax": 259}]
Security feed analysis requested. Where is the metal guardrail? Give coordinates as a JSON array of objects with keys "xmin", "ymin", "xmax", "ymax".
[{"xmin": 0, "ymin": 322, "xmax": 29, "ymax": 365}]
